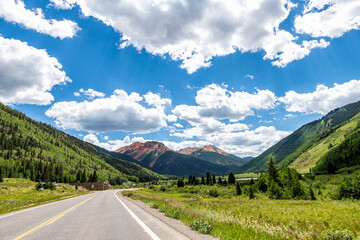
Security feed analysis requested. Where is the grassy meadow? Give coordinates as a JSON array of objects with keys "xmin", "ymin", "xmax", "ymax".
[
  {"xmin": 0, "ymin": 178, "xmax": 89, "ymax": 215},
  {"xmin": 123, "ymin": 175, "xmax": 360, "ymax": 240}
]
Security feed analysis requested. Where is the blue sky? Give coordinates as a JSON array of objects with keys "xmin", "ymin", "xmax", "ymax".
[{"xmin": 1, "ymin": 0, "xmax": 360, "ymax": 157}]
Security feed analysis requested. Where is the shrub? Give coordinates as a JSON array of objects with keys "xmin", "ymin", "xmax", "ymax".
[
  {"xmin": 43, "ymin": 182, "xmax": 56, "ymax": 190},
  {"xmin": 148, "ymin": 185, "xmax": 155, "ymax": 189},
  {"xmin": 208, "ymin": 187, "xmax": 219, "ymax": 197},
  {"xmin": 323, "ymin": 229, "xmax": 354, "ymax": 240},
  {"xmin": 151, "ymin": 203, "xmax": 159, "ymax": 209},
  {"xmin": 191, "ymin": 220, "xmax": 212, "ymax": 234},
  {"xmin": 339, "ymin": 173, "xmax": 360, "ymax": 199},
  {"xmin": 35, "ymin": 182, "xmax": 43, "ymax": 190},
  {"xmin": 160, "ymin": 185, "xmax": 166, "ymax": 192},
  {"xmin": 165, "ymin": 209, "xmax": 180, "ymax": 219}
]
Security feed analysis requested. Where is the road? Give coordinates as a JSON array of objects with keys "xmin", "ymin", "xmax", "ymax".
[{"xmin": 0, "ymin": 190, "xmax": 199, "ymax": 240}]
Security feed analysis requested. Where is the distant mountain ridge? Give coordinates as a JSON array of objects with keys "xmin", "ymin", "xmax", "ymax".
[
  {"xmin": 177, "ymin": 145, "xmax": 247, "ymax": 167},
  {"xmin": 114, "ymin": 142, "xmax": 240, "ymax": 176},
  {"xmin": 235, "ymin": 100, "xmax": 360, "ymax": 173}
]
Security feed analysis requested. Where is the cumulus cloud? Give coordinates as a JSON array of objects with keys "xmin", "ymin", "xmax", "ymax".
[
  {"xmin": 144, "ymin": 92, "xmax": 171, "ymax": 108},
  {"xmin": 0, "ymin": 36, "xmax": 71, "ymax": 105},
  {"xmin": 263, "ymin": 30, "xmax": 329, "ymax": 67},
  {"xmin": 74, "ymin": 88, "xmax": 105, "ymax": 99},
  {"xmin": 83, "ymin": 134, "xmax": 146, "ymax": 151},
  {"xmin": 55, "ymin": 0, "xmax": 329, "ymax": 73},
  {"xmin": 279, "ymin": 80, "xmax": 360, "ymax": 114},
  {"xmin": 49, "ymin": 0, "xmax": 76, "ymax": 10},
  {"xmin": 46, "ymin": 89, "xmax": 172, "ymax": 133},
  {"xmin": 0, "ymin": 0, "xmax": 79, "ymax": 39},
  {"xmin": 295, "ymin": 0, "xmax": 360, "ymax": 38},
  {"xmin": 174, "ymin": 84, "xmax": 276, "ymax": 122}
]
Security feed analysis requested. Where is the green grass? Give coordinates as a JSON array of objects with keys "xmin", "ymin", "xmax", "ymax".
[
  {"xmin": 0, "ymin": 178, "xmax": 89, "ymax": 215},
  {"xmin": 123, "ymin": 184, "xmax": 360, "ymax": 240}
]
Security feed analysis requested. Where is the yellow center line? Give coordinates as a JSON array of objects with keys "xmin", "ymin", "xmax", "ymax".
[{"xmin": 13, "ymin": 194, "xmax": 98, "ymax": 240}]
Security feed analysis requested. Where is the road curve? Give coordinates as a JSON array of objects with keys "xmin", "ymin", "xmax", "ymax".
[{"xmin": 0, "ymin": 190, "xmax": 190, "ymax": 240}]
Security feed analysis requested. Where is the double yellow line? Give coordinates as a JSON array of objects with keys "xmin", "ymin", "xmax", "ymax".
[{"xmin": 14, "ymin": 194, "xmax": 97, "ymax": 240}]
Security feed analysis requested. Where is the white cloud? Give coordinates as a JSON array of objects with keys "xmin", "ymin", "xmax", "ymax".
[
  {"xmin": 0, "ymin": 0, "xmax": 79, "ymax": 39},
  {"xmin": 263, "ymin": 30, "xmax": 329, "ymax": 67},
  {"xmin": 173, "ymin": 123, "xmax": 183, "ymax": 128},
  {"xmin": 49, "ymin": 0, "xmax": 76, "ymax": 10},
  {"xmin": 83, "ymin": 134, "xmax": 147, "ymax": 151},
  {"xmin": 0, "ymin": 36, "xmax": 71, "ymax": 105},
  {"xmin": 46, "ymin": 89, "xmax": 170, "ymax": 133},
  {"xmin": 245, "ymin": 74, "xmax": 254, "ymax": 80},
  {"xmin": 57, "ymin": 0, "xmax": 323, "ymax": 73},
  {"xmin": 174, "ymin": 84, "xmax": 276, "ymax": 122},
  {"xmin": 279, "ymin": 80, "xmax": 360, "ymax": 114},
  {"xmin": 295, "ymin": 0, "xmax": 360, "ymax": 38},
  {"xmin": 144, "ymin": 92, "xmax": 171, "ymax": 108},
  {"xmin": 74, "ymin": 88, "xmax": 105, "ymax": 99},
  {"xmin": 209, "ymin": 126, "xmax": 291, "ymax": 157},
  {"xmin": 166, "ymin": 115, "xmax": 178, "ymax": 122}
]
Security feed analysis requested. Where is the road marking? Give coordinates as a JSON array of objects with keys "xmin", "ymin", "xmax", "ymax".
[
  {"xmin": 114, "ymin": 192, "xmax": 161, "ymax": 240},
  {"xmin": 13, "ymin": 194, "xmax": 97, "ymax": 240}
]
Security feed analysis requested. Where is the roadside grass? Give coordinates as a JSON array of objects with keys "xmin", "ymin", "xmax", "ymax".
[
  {"xmin": 0, "ymin": 178, "xmax": 89, "ymax": 215},
  {"xmin": 123, "ymin": 185, "xmax": 360, "ymax": 240}
]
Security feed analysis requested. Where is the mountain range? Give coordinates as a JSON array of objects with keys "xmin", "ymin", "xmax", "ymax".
[{"xmin": 114, "ymin": 142, "xmax": 242, "ymax": 176}]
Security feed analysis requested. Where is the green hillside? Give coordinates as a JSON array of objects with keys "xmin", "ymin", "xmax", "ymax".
[
  {"xmin": 286, "ymin": 112, "xmax": 360, "ymax": 173},
  {"xmin": 0, "ymin": 103, "xmax": 162, "ymax": 184},
  {"xmin": 235, "ymin": 100, "xmax": 360, "ymax": 173}
]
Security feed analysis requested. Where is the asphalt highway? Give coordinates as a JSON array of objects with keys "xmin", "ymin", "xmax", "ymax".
[{"xmin": 0, "ymin": 190, "xmax": 191, "ymax": 240}]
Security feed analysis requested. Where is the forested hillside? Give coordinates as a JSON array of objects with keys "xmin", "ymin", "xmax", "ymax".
[
  {"xmin": 0, "ymin": 103, "xmax": 162, "ymax": 184},
  {"xmin": 285, "ymin": 112, "xmax": 360, "ymax": 173},
  {"xmin": 235, "ymin": 100, "xmax": 360, "ymax": 173}
]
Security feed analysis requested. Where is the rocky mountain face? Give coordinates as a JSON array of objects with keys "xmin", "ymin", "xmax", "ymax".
[
  {"xmin": 114, "ymin": 142, "xmax": 239, "ymax": 176},
  {"xmin": 177, "ymin": 145, "xmax": 247, "ymax": 167}
]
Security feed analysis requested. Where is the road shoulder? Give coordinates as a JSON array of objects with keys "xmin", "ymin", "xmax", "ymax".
[{"xmin": 116, "ymin": 191, "xmax": 217, "ymax": 240}]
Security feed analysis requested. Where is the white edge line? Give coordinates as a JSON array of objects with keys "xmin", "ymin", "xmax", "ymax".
[
  {"xmin": 0, "ymin": 192, "xmax": 96, "ymax": 220},
  {"xmin": 114, "ymin": 191, "xmax": 161, "ymax": 240}
]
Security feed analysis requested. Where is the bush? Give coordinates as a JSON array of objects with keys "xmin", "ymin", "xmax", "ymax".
[
  {"xmin": 43, "ymin": 182, "xmax": 56, "ymax": 190},
  {"xmin": 151, "ymin": 203, "xmax": 159, "ymax": 209},
  {"xmin": 148, "ymin": 185, "xmax": 155, "ymax": 189},
  {"xmin": 323, "ymin": 229, "xmax": 354, "ymax": 240},
  {"xmin": 208, "ymin": 187, "xmax": 219, "ymax": 197},
  {"xmin": 191, "ymin": 220, "xmax": 212, "ymax": 234},
  {"xmin": 35, "ymin": 182, "xmax": 43, "ymax": 190},
  {"xmin": 339, "ymin": 173, "xmax": 360, "ymax": 199},
  {"xmin": 160, "ymin": 185, "xmax": 166, "ymax": 192},
  {"xmin": 165, "ymin": 209, "xmax": 180, "ymax": 219}
]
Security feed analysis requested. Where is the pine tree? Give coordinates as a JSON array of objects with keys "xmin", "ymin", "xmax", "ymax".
[
  {"xmin": 236, "ymin": 182, "xmax": 242, "ymax": 196},
  {"xmin": 212, "ymin": 174, "xmax": 216, "ymax": 184},
  {"xmin": 249, "ymin": 185, "xmax": 255, "ymax": 199},
  {"xmin": 177, "ymin": 178, "xmax": 185, "ymax": 188},
  {"xmin": 91, "ymin": 170, "xmax": 98, "ymax": 182},
  {"xmin": 267, "ymin": 157, "xmax": 279, "ymax": 183},
  {"xmin": 218, "ymin": 176, "xmax": 222, "ymax": 185},
  {"xmin": 0, "ymin": 170, "xmax": 3, "ymax": 182},
  {"xmin": 228, "ymin": 172, "xmax": 235, "ymax": 184},
  {"xmin": 206, "ymin": 172, "xmax": 211, "ymax": 185},
  {"xmin": 201, "ymin": 174, "xmax": 205, "ymax": 185}
]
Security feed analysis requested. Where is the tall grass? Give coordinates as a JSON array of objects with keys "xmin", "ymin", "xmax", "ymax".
[
  {"xmin": 124, "ymin": 184, "xmax": 360, "ymax": 239},
  {"xmin": 0, "ymin": 178, "xmax": 88, "ymax": 215}
]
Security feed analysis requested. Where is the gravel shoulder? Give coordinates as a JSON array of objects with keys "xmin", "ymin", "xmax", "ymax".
[{"xmin": 116, "ymin": 191, "xmax": 217, "ymax": 240}]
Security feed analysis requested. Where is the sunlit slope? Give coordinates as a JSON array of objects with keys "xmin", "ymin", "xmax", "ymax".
[
  {"xmin": 288, "ymin": 112, "xmax": 360, "ymax": 173},
  {"xmin": 235, "ymin": 100, "xmax": 360, "ymax": 173}
]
